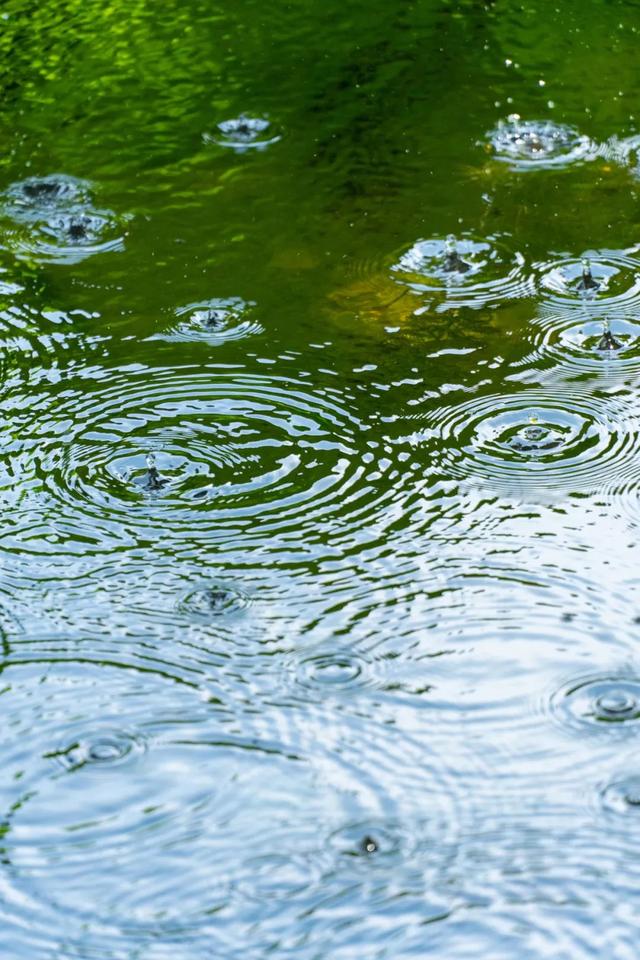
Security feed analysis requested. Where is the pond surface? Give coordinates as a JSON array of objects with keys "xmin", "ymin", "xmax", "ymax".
[{"xmin": 0, "ymin": 0, "xmax": 640, "ymax": 956}]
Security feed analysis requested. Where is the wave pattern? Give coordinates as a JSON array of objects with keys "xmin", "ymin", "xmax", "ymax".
[
  {"xmin": 486, "ymin": 118, "xmax": 598, "ymax": 169},
  {"xmin": 391, "ymin": 232, "xmax": 536, "ymax": 311},
  {"xmin": 1, "ymin": 21, "xmax": 640, "ymax": 959},
  {"xmin": 0, "ymin": 174, "xmax": 129, "ymax": 264},
  {"xmin": 385, "ymin": 390, "xmax": 640, "ymax": 498}
]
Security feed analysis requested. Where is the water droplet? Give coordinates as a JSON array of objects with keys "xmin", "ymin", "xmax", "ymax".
[
  {"xmin": 49, "ymin": 731, "xmax": 144, "ymax": 771},
  {"xmin": 179, "ymin": 583, "xmax": 249, "ymax": 618},
  {"xmin": 576, "ymin": 257, "xmax": 601, "ymax": 294},
  {"xmin": 600, "ymin": 775, "xmax": 640, "ymax": 818},
  {"xmin": 597, "ymin": 320, "xmax": 623, "ymax": 351},
  {"xmin": 487, "ymin": 119, "xmax": 595, "ymax": 169},
  {"xmin": 595, "ymin": 691, "xmax": 638, "ymax": 718},
  {"xmin": 361, "ymin": 835, "xmax": 378, "ymax": 854},
  {"xmin": 552, "ymin": 676, "xmax": 640, "ymax": 729},
  {"xmin": 296, "ymin": 651, "xmax": 369, "ymax": 694},
  {"xmin": 443, "ymin": 234, "xmax": 471, "ymax": 274},
  {"xmin": 203, "ymin": 115, "xmax": 281, "ymax": 152}
]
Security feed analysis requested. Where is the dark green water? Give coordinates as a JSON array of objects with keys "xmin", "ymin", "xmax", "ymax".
[{"xmin": 1, "ymin": 0, "xmax": 640, "ymax": 956}]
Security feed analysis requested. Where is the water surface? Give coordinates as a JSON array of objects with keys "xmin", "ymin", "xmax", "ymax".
[{"xmin": 0, "ymin": 0, "xmax": 640, "ymax": 956}]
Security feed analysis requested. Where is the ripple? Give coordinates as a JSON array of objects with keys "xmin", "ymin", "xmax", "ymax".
[
  {"xmin": 233, "ymin": 851, "xmax": 322, "ymax": 902},
  {"xmin": 391, "ymin": 232, "xmax": 535, "ymax": 311},
  {"xmin": 550, "ymin": 674, "xmax": 640, "ymax": 732},
  {"xmin": 0, "ymin": 658, "xmax": 208, "ymax": 777},
  {"xmin": 0, "ymin": 174, "xmax": 128, "ymax": 264},
  {"xmin": 0, "ymin": 657, "xmax": 366, "ymax": 954},
  {"xmin": 0, "ymin": 655, "xmax": 468, "ymax": 957},
  {"xmin": 328, "ymin": 819, "xmax": 414, "ymax": 860},
  {"xmin": 486, "ymin": 117, "xmax": 596, "ymax": 169},
  {"xmin": 399, "ymin": 390, "xmax": 640, "ymax": 497},
  {"xmin": 47, "ymin": 729, "xmax": 146, "ymax": 770},
  {"xmin": 155, "ymin": 297, "xmax": 263, "ymax": 344},
  {"xmin": 295, "ymin": 649, "xmax": 372, "ymax": 696},
  {"xmin": 535, "ymin": 250, "xmax": 640, "ymax": 312},
  {"xmin": 4, "ymin": 366, "xmax": 364, "ymax": 554},
  {"xmin": 177, "ymin": 582, "xmax": 250, "ymax": 618},
  {"xmin": 203, "ymin": 114, "xmax": 281, "ymax": 151},
  {"xmin": 522, "ymin": 312, "xmax": 640, "ymax": 373},
  {"xmin": 3, "ymin": 174, "xmax": 91, "ymax": 209},
  {"xmin": 437, "ymin": 808, "xmax": 640, "ymax": 960},
  {"xmin": 600, "ymin": 775, "xmax": 640, "ymax": 819}
]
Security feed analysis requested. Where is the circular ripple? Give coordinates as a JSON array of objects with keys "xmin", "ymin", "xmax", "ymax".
[
  {"xmin": 550, "ymin": 675, "xmax": 640, "ymax": 732},
  {"xmin": 3, "ymin": 174, "xmax": 91, "ymax": 210},
  {"xmin": 177, "ymin": 582, "xmax": 250, "ymax": 618},
  {"xmin": 295, "ymin": 649, "xmax": 372, "ymax": 696},
  {"xmin": 203, "ymin": 114, "xmax": 281, "ymax": 151},
  {"xmin": 535, "ymin": 250, "xmax": 640, "ymax": 311},
  {"xmin": 328, "ymin": 819, "xmax": 415, "ymax": 860},
  {"xmin": 523, "ymin": 313, "xmax": 640, "ymax": 372},
  {"xmin": 600, "ymin": 775, "xmax": 640, "ymax": 818},
  {"xmin": 0, "ymin": 658, "xmax": 360, "ymax": 954},
  {"xmin": 397, "ymin": 391, "xmax": 639, "ymax": 496},
  {"xmin": 486, "ymin": 117, "xmax": 596, "ymax": 169},
  {"xmin": 48, "ymin": 729, "xmax": 146, "ymax": 771},
  {"xmin": 11, "ymin": 208, "xmax": 126, "ymax": 264},
  {"xmin": 6, "ymin": 367, "xmax": 363, "ymax": 553},
  {"xmin": 391, "ymin": 233, "xmax": 534, "ymax": 311},
  {"xmin": 7, "ymin": 742, "xmax": 322, "ymax": 932},
  {"xmin": 0, "ymin": 173, "xmax": 128, "ymax": 264},
  {"xmin": 157, "ymin": 297, "xmax": 263, "ymax": 344}
]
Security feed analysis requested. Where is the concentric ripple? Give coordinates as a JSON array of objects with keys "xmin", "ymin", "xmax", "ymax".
[
  {"xmin": 486, "ymin": 117, "xmax": 596, "ymax": 169},
  {"xmin": 3, "ymin": 174, "xmax": 91, "ymax": 208},
  {"xmin": 397, "ymin": 391, "xmax": 639, "ymax": 496},
  {"xmin": 203, "ymin": 114, "xmax": 281, "ymax": 151},
  {"xmin": 550, "ymin": 674, "xmax": 640, "ymax": 732},
  {"xmin": 46, "ymin": 729, "xmax": 146, "ymax": 771},
  {"xmin": 0, "ymin": 656, "xmax": 466, "ymax": 956},
  {"xmin": 391, "ymin": 233, "xmax": 534, "ymax": 311},
  {"xmin": 177, "ymin": 582, "xmax": 250, "ymax": 618},
  {"xmin": 294, "ymin": 649, "xmax": 374, "ymax": 698},
  {"xmin": 0, "ymin": 658, "xmax": 341, "ymax": 952},
  {"xmin": 9, "ymin": 367, "xmax": 363, "ymax": 552},
  {"xmin": 599, "ymin": 774, "xmax": 640, "ymax": 819},
  {"xmin": 327, "ymin": 818, "xmax": 417, "ymax": 861},
  {"xmin": 535, "ymin": 249, "xmax": 640, "ymax": 311},
  {"xmin": 0, "ymin": 173, "xmax": 128, "ymax": 264},
  {"xmin": 154, "ymin": 297, "xmax": 263, "ymax": 344},
  {"xmin": 522, "ymin": 312, "xmax": 640, "ymax": 372}
]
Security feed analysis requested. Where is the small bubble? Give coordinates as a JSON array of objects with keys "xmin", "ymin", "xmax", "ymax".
[{"xmin": 361, "ymin": 835, "xmax": 378, "ymax": 854}]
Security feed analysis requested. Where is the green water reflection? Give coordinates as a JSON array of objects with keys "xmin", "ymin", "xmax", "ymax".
[{"xmin": 0, "ymin": 0, "xmax": 640, "ymax": 957}]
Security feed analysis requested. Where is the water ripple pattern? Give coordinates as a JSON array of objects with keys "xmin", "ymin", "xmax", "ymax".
[
  {"xmin": 6, "ymin": 366, "xmax": 366, "ymax": 552},
  {"xmin": 390, "ymin": 390, "xmax": 640, "ymax": 498},
  {"xmin": 486, "ymin": 117, "xmax": 597, "ymax": 169},
  {"xmin": 3, "ymin": 2, "xmax": 640, "ymax": 958},
  {"xmin": 535, "ymin": 249, "xmax": 640, "ymax": 312},
  {"xmin": 550, "ymin": 673, "xmax": 640, "ymax": 733},
  {"xmin": 203, "ymin": 115, "xmax": 282, "ymax": 151},
  {"xmin": 391, "ymin": 232, "xmax": 535, "ymax": 311},
  {"xmin": 522, "ymin": 311, "xmax": 640, "ymax": 373},
  {"xmin": 0, "ymin": 657, "xmax": 346, "ymax": 953},
  {"xmin": 0, "ymin": 174, "xmax": 128, "ymax": 264},
  {"xmin": 154, "ymin": 297, "xmax": 263, "ymax": 344}
]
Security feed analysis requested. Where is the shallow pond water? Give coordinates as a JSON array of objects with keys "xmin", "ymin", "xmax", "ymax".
[{"xmin": 0, "ymin": 0, "xmax": 640, "ymax": 957}]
